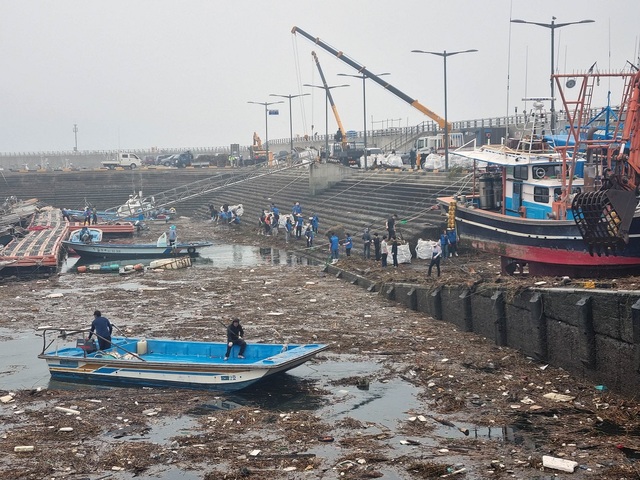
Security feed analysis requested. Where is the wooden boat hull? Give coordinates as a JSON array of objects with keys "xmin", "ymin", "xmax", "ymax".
[{"xmin": 38, "ymin": 333, "xmax": 329, "ymax": 391}]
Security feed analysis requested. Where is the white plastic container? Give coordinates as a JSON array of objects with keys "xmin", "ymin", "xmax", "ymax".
[
  {"xmin": 542, "ymin": 455, "xmax": 578, "ymax": 472},
  {"xmin": 137, "ymin": 339, "xmax": 148, "ymax": 355}
]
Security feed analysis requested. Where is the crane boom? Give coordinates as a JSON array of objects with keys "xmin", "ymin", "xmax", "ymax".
[
  {"xmin": 292, "ymin": 25, "xmax": 449, "ymax": 129},
  {"xmin": 312, "ymin": 51, "xmax": 347, "ymax": 147}
]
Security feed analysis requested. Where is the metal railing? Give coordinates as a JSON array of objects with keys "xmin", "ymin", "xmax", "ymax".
[{"xmin": 0, "ymin": 107, "xmax": 607, "ymax": 159}]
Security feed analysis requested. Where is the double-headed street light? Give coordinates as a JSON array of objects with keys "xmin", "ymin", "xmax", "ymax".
[
  {"xmin": 411, "ymin": 49, "xmax": 478, "ymax": 170},
  {"xmin": 337, "ymin": 72, "xmax": 390, "ymax": 171},
  {"xmin": 247, "ymin": 100, "xmax": 284, "ymax": 165},
  {"xmin": 511, "ymin": 16, "xmax": 594, "ymax": 132},
  {"xmin": 303, "ymin": 83, "xmax": 349, "ymax": 161},
  {"xmin": 269, "ymin": 93, "xmax": 310, "ymax": 164}
]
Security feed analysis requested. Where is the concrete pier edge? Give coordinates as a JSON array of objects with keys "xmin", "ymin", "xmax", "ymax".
[{"xmin": 325, "ymin": 263, "xmax": 640, "ymax": 394}]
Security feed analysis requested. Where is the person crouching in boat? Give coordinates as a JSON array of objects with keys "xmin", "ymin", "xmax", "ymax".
[
  {"xmin": 88, "ymin": 310, "xmax": 113, "ymax": 351},
  {"xmin": 224, "ymin": 318, "xmax": 246, "ymax": 360}
]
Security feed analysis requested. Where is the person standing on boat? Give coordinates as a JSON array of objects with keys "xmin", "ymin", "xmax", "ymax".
[
  {"xmin": 88, "ymin": 310, "xmax": 113, "ymax": 351},
  {"xmin": 91, "ymin": 207, "xmax": 98, "ymax": 225},
  {"xmin": 224, "ymin": 318, "xmax": 246, "ymax": 360},
  {"xmin": 61, "ymin": 207, "xmax": 70, "ymax": 222},
  {"xmin": 168, "ymin": 225, "xmax": 177, "ymax": 247},
  {"xmin": 83, "ymin": 207, "xmax": 91, "ymax": 226}
]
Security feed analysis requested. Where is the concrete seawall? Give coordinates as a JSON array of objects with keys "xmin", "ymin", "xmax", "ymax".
[{"xmin": 325, "ymin": 264, "xmax": 640, "ymax": 394}]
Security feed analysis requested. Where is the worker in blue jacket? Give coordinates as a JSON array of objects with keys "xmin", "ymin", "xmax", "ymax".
[
  {"xmin": 329, "ymin": 232, "xmax": 340, "ymax": 260},
  {"xmin": 295, "ymin": 214, "xmax": 304, "ymax": 239},
  {"xmin": 343, "ymin": 233, "xmax": 353, "ymax": 256},
  {"xmin": 88, "ymin": 310, "xmax": 113, "ymax": 351}
]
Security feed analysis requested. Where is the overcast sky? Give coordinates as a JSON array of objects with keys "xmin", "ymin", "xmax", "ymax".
[{"xmin": 1, "ymin": 0, "xmax": 639, "ymax": 153}]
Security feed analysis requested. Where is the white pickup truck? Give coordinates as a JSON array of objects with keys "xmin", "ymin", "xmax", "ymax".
[{"xmin": 101, "ymin": 153, "xmax": 142, "ymax": 169}]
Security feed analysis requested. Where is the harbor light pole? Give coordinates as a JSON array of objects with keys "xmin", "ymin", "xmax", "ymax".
[
  {"xmin": 73, "ymin": 124, "xmax": 78, "ymax": 152},
  {"xmin": 247, "ymin": 100, "xmax": 283, "ymax": 165},
  {"xmin": 303, "ymin": 83, "xmax": 349, "ymax": 161},
  {"xmin": 511, "ymin": 16, "xmax": 594, "ymax": 133},
  {"xmin": 411, "ymin": 48, "xmax": 477, "ymax": 170},
  {"xmin": 269, "ymin": 93, "xmax": 310, "ymax": 163},
  {"xmin": 338, "ymin": 72, "xmax": 390, "ymax": 171}
]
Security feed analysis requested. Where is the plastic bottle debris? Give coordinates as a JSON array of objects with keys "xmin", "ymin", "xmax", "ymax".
[
  {"xmin": 55, "ymin": 406, "xmax": 80, "ymax": 415},
  {"xmin": 59, "ymin": 427, "xmax": 74, "ymax": 432},
  {"xmin": 542, "ymin": 455, "xmax": 578, "ymax": 472},
  {"xmin": 14, "ymin": 446, "xmax": 34, "ymax": 452}
]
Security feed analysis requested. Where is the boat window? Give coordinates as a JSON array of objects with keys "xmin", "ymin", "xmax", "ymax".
[
  {"xmin": 553, "ymin": 186, "xmax": 582, "ymax": 200},
  {"xmin": 513, "ymin": 165, "xmax": 528, "ymax": 180},
  {"xmin": 534, "ymin": 186, "xmax": 550, "ymax": 203}
]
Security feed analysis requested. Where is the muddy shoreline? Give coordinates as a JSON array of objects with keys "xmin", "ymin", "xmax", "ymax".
[{"xmin": 1, "ymin": 217, "xmax": 639, "ymax": 479}]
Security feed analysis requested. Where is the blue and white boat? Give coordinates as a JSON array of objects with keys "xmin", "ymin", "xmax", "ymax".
[
  {"xmin": 37, "ymin": 326, "xmax": 329, "ymax": 391},
  {"xmin": 62, "ymin": 232, "xmax": 212, "ymax": 260}
]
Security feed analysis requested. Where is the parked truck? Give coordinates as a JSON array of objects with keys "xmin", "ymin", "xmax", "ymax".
[{"xmin": 101, "ymin": 153, "xmax": 143, "ymax": 170}]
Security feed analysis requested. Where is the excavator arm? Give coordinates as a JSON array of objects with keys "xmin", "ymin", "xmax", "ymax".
[
  {"xmin": 292, "ymin": 26, "xmax": 450, "ymax": 129},
  {"xmin": 311, "ymin": 51, "xmax": 347, "ymax": 147}
]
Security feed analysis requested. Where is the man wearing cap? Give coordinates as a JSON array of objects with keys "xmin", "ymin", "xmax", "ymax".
[
  {"xmin": 224, "ymin": 318, "xmax": 246, "ymax": 360},
  {"xmin": 168, "ymin": 225, "xmax": 177, "ymax": 246},
  {"xmin": 88, "ymin": 310, "xmax": 113, "ymax": 351}
]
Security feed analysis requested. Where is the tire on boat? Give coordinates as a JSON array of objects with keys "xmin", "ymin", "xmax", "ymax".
[{"xmin": 187, "ymin": 246, "xmax": 196, "ymax": 254}]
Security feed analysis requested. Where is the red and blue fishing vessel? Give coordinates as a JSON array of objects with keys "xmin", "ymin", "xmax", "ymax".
[{"xmin": 438, "ymin": 69, "xmax": 640, "ymax": 277}]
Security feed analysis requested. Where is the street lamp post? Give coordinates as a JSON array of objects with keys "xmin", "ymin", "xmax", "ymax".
[
  {"xmin": 247, "ymin": 100, "xmax": 284, "ymax": 165},
  {"xmin": 411, "ymin": 49, "xmax": 478, "ymax": 170},
  {"xmin": 73, "ymin": 124, "xmax": 78, "ymax": 152},
  {"xmin": 269, "ymin": 93, "xmax": 310, "ymax": 163},
  {"xmin": 511, "ymin": 16, "xmax": 594, "ymax": 132},
  {"xmin": 337, "ymin": 72, "xmax": 390, "ymax": 170},
  {"xmin": 303, "ymin": 83, "xmax": 349, "ymax": 162}
]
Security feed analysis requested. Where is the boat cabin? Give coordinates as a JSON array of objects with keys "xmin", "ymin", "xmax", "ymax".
[{"xmin": 475, "ymin": 160, "xmax": 585, "ymax": 220}]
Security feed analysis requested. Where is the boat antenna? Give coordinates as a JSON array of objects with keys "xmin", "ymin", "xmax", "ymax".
[{"xmin": 506, "ymin": 0, "xmax": 513, "ymax": 125}]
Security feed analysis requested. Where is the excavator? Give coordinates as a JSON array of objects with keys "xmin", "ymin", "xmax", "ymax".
[
  {"xmin": 311, "ymin": 51, "xmax": 363, "ymax": 166},
  {"xmin": 292, "ymin": 26, "xmax": 450, "ymax": 130},
  {"xmin": 563, "ymin": 69, "xmax": 640, "ymax": 255}
]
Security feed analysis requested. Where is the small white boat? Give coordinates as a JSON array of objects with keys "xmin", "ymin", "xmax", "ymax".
[
  {"xmin": 37, "ymin": 326, "xmax": 329, "ymax": 391},
  {"xmin": 62, "ymin": 232, "xmax": 213, "ymax": 260}
]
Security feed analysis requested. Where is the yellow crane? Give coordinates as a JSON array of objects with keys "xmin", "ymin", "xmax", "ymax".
[
  {"xmin": 292, "ymin": 25, "xmax": 450, "ymax": 129},
  {"xmin": 311, "ymin": 51, "xmax": 347, "ymax": 148}
]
